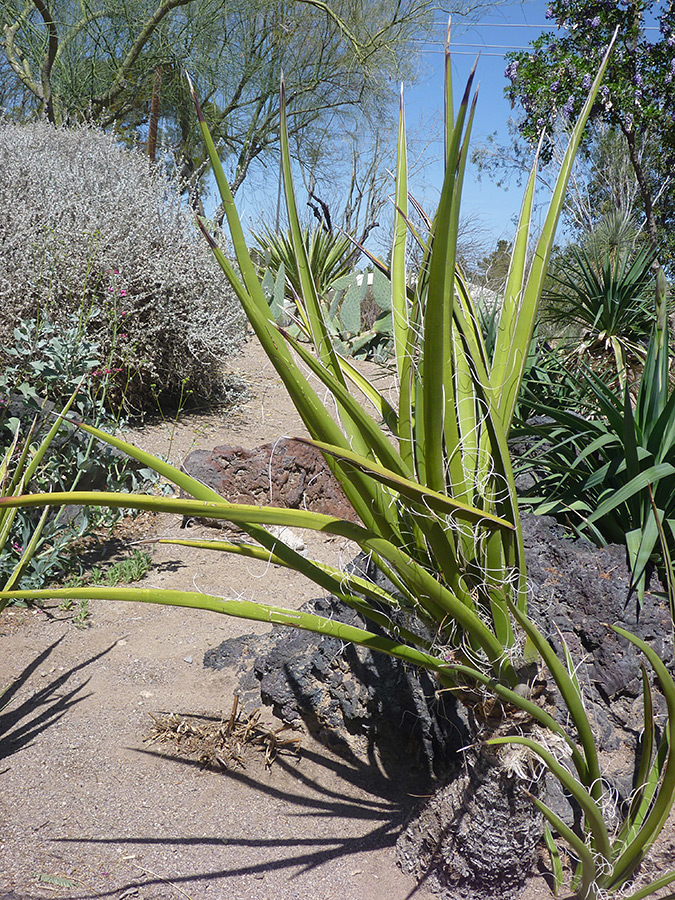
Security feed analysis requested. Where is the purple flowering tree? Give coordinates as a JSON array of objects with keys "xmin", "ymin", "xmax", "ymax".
[{"xmin": 503, "ymin": 0, "xmax": 675, "ymax": 266}]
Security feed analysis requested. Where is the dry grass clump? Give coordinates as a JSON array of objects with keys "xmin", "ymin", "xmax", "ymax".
[
  {"xmin": 0, "ymin": 120, "xmax": 245, "ymax": 414},
  {"xmin": 145, "ymin": 697, "xmax": 302, "ymax": 770}
]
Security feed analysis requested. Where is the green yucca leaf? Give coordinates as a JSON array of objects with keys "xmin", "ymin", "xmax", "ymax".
[
  {"xmin": 606, "ymin": 625, "xmax": 675, "ymax": 885},
  {"xmin": 492, "ymin": 31, "xmax": 618, "ymax": 435},
  {"xmin": 623, "ymin": 868, "xmax": 675, "ymax": 900},
  {"xmin": 279, "ymin": 77, "xmax": 343, "ymax": 381},
  {"xmin": 0, "ymin": 488, "xmax": 517, "ymax": 673},
  {"xmin": 614, "ymin": 666, "xmax": 658, "ymax": 849},
  {"xmin": 543, "ymin": 825, "xmax": 564, "ymax": 896},
  {"xmin": 0, "ymin": 586, "xmax": 452, "ymax": 679},
  {"xmin": 304, "ymin": 438, "xmax": 514, "ymax": 529},
  {"xmin": 525, "ymin": 792, "xmax": 597, "ymax": 899},
  {"xmin": 507, "ymin": 599, "xmax": 600, "ymax": 792},
  {"xmin": 420, "ymin": 63, "xmax": 477, "ymax": 494},
  {"xmin": 391, "ymin": 85, "xmax": 410, "ymax": 391}
]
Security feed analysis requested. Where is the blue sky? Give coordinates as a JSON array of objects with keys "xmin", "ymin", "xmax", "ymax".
[
  {"xmin": 229, "ymin": 0, "xmax": 554, "ymax": 251},
  {"xmin": 404, "ymin": 0, "xmax": 551, "ymax": 243}
]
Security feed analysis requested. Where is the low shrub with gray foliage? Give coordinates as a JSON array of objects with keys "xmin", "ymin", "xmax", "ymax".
[{"xmin": 0, "ymin": 121, "xmax": 245, "ymax": 414}]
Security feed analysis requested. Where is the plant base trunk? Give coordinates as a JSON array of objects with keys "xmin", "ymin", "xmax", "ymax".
[{"xmin": 396, "ymin": 744, "xmax": 543, "ymax": 900}]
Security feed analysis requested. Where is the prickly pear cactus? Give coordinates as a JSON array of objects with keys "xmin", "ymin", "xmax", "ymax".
[
  {"xmin": 325, "ymin": 269, "xmax": 394, "ymax": 361},
  {"xmin": 261, "ymin": 263, "xmax": 394, "ymax": 362},
  {"xmin": 261, "ymin": 263, "xmax": 293, "ymax": 327}
]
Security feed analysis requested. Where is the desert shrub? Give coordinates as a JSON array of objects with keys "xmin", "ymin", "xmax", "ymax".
[
  {"xmin": 0, "ymin": 120, "xmax": 245, "ymax": 414},
  {"xmin": 0, "ymin": 317, "xmax": 155, "ymax": 590}
]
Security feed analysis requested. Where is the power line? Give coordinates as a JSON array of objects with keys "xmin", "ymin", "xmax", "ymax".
[
  {"xmin": 408, "ymin": 40, "xmax": 532, "ymax": 54},
  {"xmin": 445, "ymin": 42, "xmax": 532, "ymax": 49},
  {"xmin": 430, "ymin": 20, "xmax": 660, "ymax": 30},
  {"xmin": 412, "ymin": 49, "xmax": 520, "ymax": 56}
]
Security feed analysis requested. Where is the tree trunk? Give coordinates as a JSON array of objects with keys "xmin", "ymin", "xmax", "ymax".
[
  {"xmin": 147, "ymin": 66, "xmax": 162, "ymax": 163},
  {"xmin": 623, "ymin": 126, "xmax": 660, "ymax": 256}
]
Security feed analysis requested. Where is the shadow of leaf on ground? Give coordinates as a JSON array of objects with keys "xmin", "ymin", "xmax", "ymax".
[
  {"xmin": 0, "ymin": 638, "xmax": 116, "ymax": 766},
  {"xmin": 53, "ymin": 734, "xmax": 432, "ymax": 897}
]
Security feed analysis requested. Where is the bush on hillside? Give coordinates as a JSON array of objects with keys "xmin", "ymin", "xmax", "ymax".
[{"xmin": 0, "ymin": 121, "xmax": 245, "ymax": 414}]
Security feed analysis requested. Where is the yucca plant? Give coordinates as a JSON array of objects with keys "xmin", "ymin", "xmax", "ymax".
[
  {"xmin": 0, "ymin": 34, "xmax": 616, "ymax": 692},
  {"xmin": 515, "ymin": 270, "xmax": 674, "ymax": 601},
  {"xmin": 254, "ymin": 223, "xmax": 356, "ymax": 301},
  {"xmin": 6, "ymin": 31, "xmax": 675, "ymax": 900},
  {"xmin": 543, "ymin": 242, "xmax": 659, "ymax": 387}
]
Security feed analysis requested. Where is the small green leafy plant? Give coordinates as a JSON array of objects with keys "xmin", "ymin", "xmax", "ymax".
[
  {"xmin": 60, "ymin": 549, "xmax": 153, "ymax": 626},
  {"xmin": 0, "ymin": 318, "xmax": 154, "ymax": 591},
  {"xmin": 64, "ymin": 549, "xmax": 152, "ymax": 589},
  {"xmin": 0, "ymin": 388, "xmax": 83, "ymax": 615}
]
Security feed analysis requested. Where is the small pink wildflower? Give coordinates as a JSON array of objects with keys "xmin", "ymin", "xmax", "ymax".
[{"xmin": 119, "ymin": 289, "xmax": 127, "ymax": 297}]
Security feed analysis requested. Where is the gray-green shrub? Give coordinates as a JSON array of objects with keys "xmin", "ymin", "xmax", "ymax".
[{"xmin": 0, "ymin": 121, "xmax": 245, "ymax": 414}]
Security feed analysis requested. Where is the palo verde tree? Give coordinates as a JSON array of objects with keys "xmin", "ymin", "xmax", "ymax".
[
  {"xmin": 501, "ymin": 1, "xmax": 675, "ymax": 270},
  {"xmin": 0, "ymin": 0, "xmax": 488, "ymax": 207}
]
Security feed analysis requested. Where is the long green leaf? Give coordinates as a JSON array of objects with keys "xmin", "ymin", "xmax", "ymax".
[
  {"xmin": 391, "ymin": 85, "xmax": 410, "ymax": 390},
  {"xmin": 0, "ymin": 586, "xmax": 452, "ymax": 679},
  {"xmin": 526, "ymin": 791, "xmax": 597, "ymax": 899},
  {"xmin": 489, "ymin": 734, "xmax": 611, "ymax": 860},
  {"xmin": 608, "ymin": 627, "xmax": 675, "ymax": 888},
  {"xmin": 420, "ymin": 62, "xmax": 477, "ymax": 493},
  {"xmin": 493, "ymin": 31, "xmax": 618, "ymax": 434},
  {"xmin": 0, "ymin": 489, "xmax": 517, "ymax": 673},
  {"xmin": 304, "ymin": 439, "xmax": 514, "ymax": 529},
  {"xmin": 624, "ymin": 868, "xmax": 675, "ymax": 900},
  {"xmin": 507, "ymin": 599, "xmax": 601, "ymax": 792},
  {"xmin": 588, "ymin": 464, "xmax": 675, "ymax": 524},
  {"xmin": 489, "ymin": 151, "xmax": 537, "ymax": 428},
  {"xmin": 278, "ymin": 77, "xmax": 344, "ymax": 382}
]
